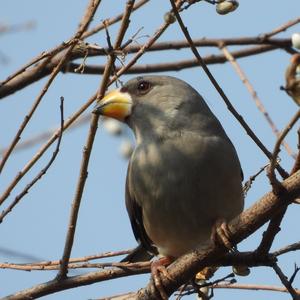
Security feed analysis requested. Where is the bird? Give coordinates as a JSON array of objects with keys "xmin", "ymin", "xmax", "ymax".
[{"xmin": 93, "ymin": 75, "xmax": 244, "ymax": 298}]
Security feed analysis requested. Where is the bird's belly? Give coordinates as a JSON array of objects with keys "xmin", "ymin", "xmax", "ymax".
[
  {"xmin": 131, "ymin": 137, "xmax": 243, "ymax": 258},
  {"xmin": 142, "ymin": 190, "xmax": 215, "ymax": 257}
]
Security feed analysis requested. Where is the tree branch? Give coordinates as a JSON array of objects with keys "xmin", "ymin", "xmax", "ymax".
[{"xmin": 136, "ymin": 169, "xmax": 300, "ymax": 299}]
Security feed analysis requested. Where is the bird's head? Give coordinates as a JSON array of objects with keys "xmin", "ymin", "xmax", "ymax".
[{"xmin": 93, "ymin": 75, "xmax": 218, "ymax": 141}]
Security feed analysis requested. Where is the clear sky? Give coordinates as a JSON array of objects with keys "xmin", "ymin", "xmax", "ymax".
[{"xmin": 1, "ymin": 1, "xmax": 300, "ymax": 299}]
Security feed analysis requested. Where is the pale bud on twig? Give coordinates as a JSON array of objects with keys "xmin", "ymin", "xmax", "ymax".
[
  {"xmin": 216, "ymin": 0, "xmax": 239, "ymax": 15},
  {"xmin": 103, "ymin": 118, "xmax": 122, "ymax": 135},
  {"xmin": 291, "ymin": 33, "xmax": 300, "ymax": 50}
]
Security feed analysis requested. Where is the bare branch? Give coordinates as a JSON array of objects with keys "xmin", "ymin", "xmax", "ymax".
[
  {"xmin": 262, "ymin": 16, "xmax": 300, "ymax": 39},
  {"xmin": 220, "ymin": 44, "xmax": 296, "ymax": 159},
  {"xmin": 0, "ymin": 0, "xmax": 102, "ymax": 177},
  {"xmin": 267, "ymin": 110, "xmax": 300, "ymax": 193},
  {"xmin": 169, "ymin": 0, "xmax": 288, "ymax": 179},
  {"xmin": 57, "ymin": 0, "xmax": 137, "ymax": 280},
  {"xmin": 213, "ymin": 282, "xmax": 300, "ymax": 295},
  {"xmin": 272, "ymin": 262, "xmax": 299, "ymax": 299},
  {"xmin": 0, "ymin": 1, "xmax": 179, "ymax": 220},
  {"xmin": 0, "ymin": 97, "xmax": 64, "ymax": 223},
  {"xmin": 66, "ymin": 44, "xmax": 280, "ymax": 75}
]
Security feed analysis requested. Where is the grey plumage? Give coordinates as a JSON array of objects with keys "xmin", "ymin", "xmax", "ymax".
[{"xmin": 94, "ymin": 75, "xmax": 244, "ymax": 261}]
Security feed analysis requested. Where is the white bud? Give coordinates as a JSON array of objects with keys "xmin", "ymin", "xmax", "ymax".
[
  {"xmin": 233, "ymin": 265, "xmax": 250, "ymax": 276},
  {"xmin": 120, "ymin": 139, "xmax": 134, "ymax": 159},
  {"xmin": 292, "ymin": 33, "xmax": 300, "ymax": 50},
  {"xmin": 216, "ymin": 0, "xmax": 239, "ymax": 15},
  {"xmin": 196, "ymin": 279, "xmax": 209, "ymax": 300},
  {"xmin": 103, "ymin": 118, "xmax": 122, "ymax": 135}
]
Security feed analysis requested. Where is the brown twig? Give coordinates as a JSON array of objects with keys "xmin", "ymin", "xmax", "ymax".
[
  {"xmin": 220, "ymin": 44, "xmax": 296, "ymax": 159},
  {"xmin": 1, "ymin": 260, "xmax": 151, "ymax": 272},
  {"xmin": 256, "ymin": 110, "xmax": 300, "ymax": 255},
  {"xmin": 0, "ymin": 2, "xmax": 177, "ymax": 220},
  {"xmin": 82, "ymin": 0, "xmax": 149, "ymax": 39},
  {"xmin": 267, "ymin": 110, "xmax": 300, "ymax": 193},
  {"xmin": 213, "ymin": 282, "xmax": 300, "ymax": 295},
  {"xmin": 66, "ymin": 44, "xmax": 280, "ymax": 75},
  {"xmin": 273, "ymin": 241, "xmax": 300, "ymax": 257},
  {"xmin": 243, "ymin": 164, "xmax": 268, "ymax": 195},
  {"xmin": 272, "ymin": 262, "xmax": 299, "ymax": 300},
  {"xmin": 0, "ymin": 0, "xmax": 102, "ymax": 205},
  {"xmin": 3, "ymin": 264, "xmax": 150, "ymax": 300},
  {"xmin": 0, "ymin": 97, "xmax": 64, "ymax": 223},
  {"xmin": 0, "ymin": 0, "xmax": 102, "ymax": 178},
  {"xmin": 0, "ymin": 43, "xmax": 76, "ymax": 176},
  {"xmin": 57, "ymin": 0, "xmax": 136, "ymax": 280},
  {"xmin": 0, "ymin": 39, "xmax": 292, "ymax": 99},
  {"xmin": 0, "ymin": 249, "xmax": 133, "ymax": 271},
  {"xmin": 169, "ymin": 0, "xmax": 288, "ymax": 179},
  {"xmin": 262, "ymin": 16, "xmax": 300, "ymax": 39}
]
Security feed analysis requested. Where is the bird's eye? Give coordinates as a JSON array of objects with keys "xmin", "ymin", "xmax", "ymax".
[{"xmin": 137, "ymin": 80, "xmax": 151, "ymax": 94}]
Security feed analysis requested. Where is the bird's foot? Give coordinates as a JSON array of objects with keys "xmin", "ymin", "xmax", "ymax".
[
  {"xmin": 211, "ymin": 218, "xmax": 233, "ymax": 250},
  {"xmin": 211, "ymin": 220, "xmax": 251, "ymax": 277},
  {"xmin": 151, "ymin": 256, "xmax": 174, "ymax": 300}
]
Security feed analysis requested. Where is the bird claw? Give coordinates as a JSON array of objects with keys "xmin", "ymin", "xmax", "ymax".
[
  {"xmin": 211, "ymin": 218, "xmax": 233, "ymax": 250},
  {"xmin": 151, "ymin": 257, "xmax": 174, "ymax": 300}
]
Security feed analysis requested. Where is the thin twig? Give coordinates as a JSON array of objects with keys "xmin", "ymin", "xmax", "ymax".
[
  {"xmin": 262, "ymin": 16, "xmax": 300, "ymax": 39},
  {"xmin": 0, "ymin": 0, "xmax": 102, "ymax": 206},
  {"xmin": 255, "ymin": 208, "xmax": 287, "ymax": 255},
  {"xmin": 3, "ymin": 264, "xmax": 150, "ymax": 300},
  {"xmin": 0, "ymin": 39, "xmax": 292, "ymax": 99},
  {"xmin": 273, "ymin": 241, "xmax": 300, "ymax": 257},
  {"xmin": 0, "ymin": 41, "xmax": 76, "ymax": 177},
  {"xmin": 272, "ymin": 262, "xmax": 299, "ymax": 299},
  {"xmin": 66, "ymin": 44, "xmax": 280, "ymax": 75},
  {"xmin": 213, "ymin": 282, "xmax": 300, "ymax": 295},
  {"xmin": 0, "ymin": 0, "xmax": 178, "ymax": 209},
  {"xmin": 220, "ymin": 44, "xmax": 296, "ymax": 159},
  {"xmin": 243, "ymin": 164, "xmax": 268, "ymax": 195},
  {"xmin": 82, "ymin": 0, "xmax": 149, "ymax": 39},
  {"xmin": 169, "ymin": 0, "xmax": 288, "ymax": 179},
  {"xmin": 0, "ymin": 97, "xmax": 64, "ymax": 223},
  {"xmin": 267, "ymin": 110, "xmax": 300, "ymax": 193},
  {"xmin": 0, "ymin": 260, "xmax": 151, "ymax": 272},
  {"xmin": 0, "ymin": 0, "xmax": 102, "ymax": 178},
  {"xmin": 256, "ymin": 111, "xmax": 300, "ymax": 254},
  {"xmin": 57, "ymin": 0, "xmax": 136, "ymax": 280}
]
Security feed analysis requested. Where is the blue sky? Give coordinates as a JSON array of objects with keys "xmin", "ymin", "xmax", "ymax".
[{"xmin": 1, "ymin": 1, "xmax": 300, "ymax": 299}]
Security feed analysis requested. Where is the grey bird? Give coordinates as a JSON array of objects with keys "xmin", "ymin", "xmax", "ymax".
[{"xmin": 93, "ymin": 75, "xmax": 244, "ymax": 296}]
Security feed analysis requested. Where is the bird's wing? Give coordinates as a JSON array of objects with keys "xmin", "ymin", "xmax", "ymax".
[
  {"xmin": 120, "ymin": 244, "xmax": 153, "ymax": 263},
  {"xmin": 125, "ymin": 161, "xmax": 157, "ymax": 256}
]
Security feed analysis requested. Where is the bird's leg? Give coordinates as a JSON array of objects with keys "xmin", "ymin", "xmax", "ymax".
[
  {"xmin": 151, "ymin": 256, "xmax": 174, "ymax": 300},
  {"xmin": 211, "ymin": 219, "xmax": 250, "ymax": 276},
  {"xmin": 211, "ymin": 218, "xmax": 233, "ymax": 249}
]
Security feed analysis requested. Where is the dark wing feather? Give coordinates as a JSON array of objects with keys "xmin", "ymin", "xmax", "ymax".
[{"xmin": 125, "ymin": 161, "xmax": 157, "ymax": 256}]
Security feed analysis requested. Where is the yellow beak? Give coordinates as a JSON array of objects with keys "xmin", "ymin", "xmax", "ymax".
[{"xmin": 93, "ymin": 89, "xmax": 132, "ymax": 121}]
